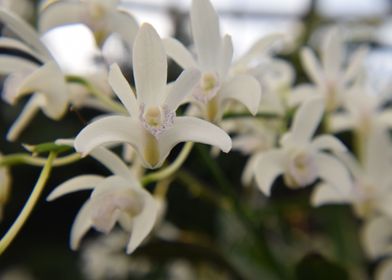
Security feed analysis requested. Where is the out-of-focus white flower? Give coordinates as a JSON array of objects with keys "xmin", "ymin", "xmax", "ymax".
[
  {"xmin": 47, "ymin": 146, "xmax": 159, "ymax": 254},
  {"xmin": 81, "ymin": 231, "xmax": 152, "ymax": 280},
  {"xmin": 163, "ymin": 0, "xmax": 261, "ymax": 122},
  {"xmin": 291, "ymin": 27, "xmax": 368, "ymax": 112},
  {"xmin": 0, "ymin": 152, "xmax": 11, "ymax": 221},
  {"xmin": 39, "ymin": 0, "xmax": 138, "ymax": 47},
  {"xmin": 0, "ymin": 0, "xmax": 33, "ymax": 21},
  {"xmin": 254, "ymin": 97, "xmax": 352, "ymax": 196},
  {"xmin": 375, "ymin": 259, "xmax": 392, "ymax": 280},
  {"xmin": 312, "ymin": 127, "xmax": 392, "ymax": 219},
  {"xmin": 0, "ymin": 9, "xmax": 68, "ymax": 141},
  {"xmin": 74, "ymin": 23, "xmax": 232, "ymax": 168},
  {"xmin": 361, "ymin": 215, "xmax": 392, "ymax": 260},
  {"xmin": 330, "ymin": 86, "xmax": 392, "ymax": 135}
]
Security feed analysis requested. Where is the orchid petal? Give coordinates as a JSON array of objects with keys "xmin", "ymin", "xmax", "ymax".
[
  {"xmin": 314, "ymin": 152, "xmax": 352, "ymax": 194},
  {"xmin": 70, "ymin": 202, "xmax": 93, "ymax": 250},
  {"xmin": 0, "ymin": 8, "xmax": 51, "ymax": 58},
  {"xmin": 6, "ymin": 96, "xmax": 40, "ymax": 141},
  {"xmin": 165, "ymin": 68, "xmax": 200, "ymax": 111},
  {"xmin": 190, "ymin": 0, "xmax": 221, "ymax": 71},
  {"xmin": 163, "ymin": 37, "xmax": 197, "ymax": 69},
  {"xmin": 254, "ymin": 150, "xmax": 285, "ymax": 196},
  {"xmin": 329, "ymin": 113, "xmax": 354, "ymax": 132},
  {"xmin": 311, "ymin": 135, "xmax": 347, "ymax": 153},
  {"xmin": 218, "ymin": 35, "xmax": 233, "ymax": 79},
  {"xmin": 0, "ymin": 37, "xmax": 46, "ymax": 62},
  {"xmin": 158, "ymin": 116, "xmax": 232, "ymax": 164},
  {"xmin": 133, "ymin": 23, "xmax": 167, "ymax": 107},
  {"xmin": 241, "ymin": 154, "xmax": 258, "ymax": 186},
  {"xmin": 376, "ymin": 259, "xmax": 392, "ymax": 280},
  {"xmin": 39, "ymin": 2, "xmax": 84, "ymax": 34},
  {"xmin": 300, "ymin": 47, "xmax": 323, "ymax": 86},
  {"xmin": 0, "ymin": 55, "xmax": 38, "ymax": 74},
  {"xmin": 47, "ymin": 175, "xmax": 104, "ymax": 201},
  {"xmin": 343, "ymin": 46, "xmax": 368, "ymax": 83},
  {"xmin": 107, "ymin": 10, "xmax": 138, "ymax": 49},
  {"xmin": 126, "ymin": 193, "xmax": 159, "ymax": 254},
  {"xmin": 220, "ymin": 74, "xmax": 262, "ymax": 115},
  {"xmin": 311, "ymin": 182, "xmax": 351, "ymax": 207},
  {"xmin": 361, "ymin": 216, "xmax": 392, "ymax": 259},
  {"xmin": 321, "ymin": 27, "xmax": 343, "ymax": 79},
  {"xmin": 108, "ymin": 63, "xmax": 138, "ymax": 117},
  {"xmin": 289, "ymin": 97, "xmax": 324, "ymax": 146},
  {"xmin": 74, "ymin": 116, "xmax": 144, "ymax": 156},
  {"xmin": 89, "ymin": 147, "xmax": 136, "ymax": 181},
  {"xmin": 18, "ymin": 61, "xmax": 68, "ymax": 119},
  {"xmin": 288, "ymin": 84, "xmax": 316, "ymax": 107}
]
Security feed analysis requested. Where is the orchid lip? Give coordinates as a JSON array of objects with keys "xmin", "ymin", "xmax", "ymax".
[
  {"xmin": 192, "ymin": 72, "xmax": 221, "ymax": 103},
  {"xmin": 139, "ymin": 103, "xmax": 175, "ymax": 137}
]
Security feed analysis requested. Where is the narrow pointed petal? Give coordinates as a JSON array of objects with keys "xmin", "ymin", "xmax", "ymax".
[
  {"xmin": 311, "ymin": 183, "xmax": 351, "ymax": 207},
  {"xmin": 39, "ymin": 2, "xmax": 84, "ymax": 34},
  {"xmin": 314, "ymin": 152, "xmax": 352, "ymax": 194},
  {"xmin": 218, "ymin": 35, "xmax": 233, "ymax": 79},
  {"xmin": 241, "ymin": 154, "xmax": 258, "ymax": 186},
  {"xmin": 165, "ymin": 68, "xmax": 200, "ymax": 111},
  {"xmin": 288, "ymin": 84, "xmax": 316, "ymax": 107},
  {"xmin": 107, "ymin": 10, "xmax": 138, "ymax": 49},
  {"xmin": 220, "ymin": 74, "xmax": 262, "ymax": 115},
  {"xmin": 70, "ymin": 202, "xmax": 93, "ymax": 250},
  {"xmin": 376, "ymin": 260, "xmax": 392, "ymax": 280},
  {"xmin": 108, "ymin": 63, "xmax": 138, "ymax": 117},
  {"xmin": 0, "ymin": 55, "xmax": 38, "ymax": 74},
  {"xmin": 329, "ymin": 113, "xmax": 354, "ymax": 132},
  {"xmin": 163, "ymin": 37, "xmax": 197, "ymax": 69},
  {"xmin": 126, "ymin": 193, "xmax": 159, "ymax": 254},
  {"xmin": 74, "ymin": 116, "xmax": 144, "ymax": 156},
  {"xmin": 158, "ymin": 116, "xmax": 232, "ymax": 164},
  {"xmin": 300, "ymin": 47, "xmax": 324, "ymax": 86},
  {"xmin": 311, "ymin": 135, "xmax": 347, "ymax": 153},
  {"xmin": 47, "ymin": 175, "xmax": 104, "ymax": 201},
  {"xmin": 343, "ymin": 46, "xmax": 368, "ymax": 83},
  {"xmin": 254, "ymin": 150, "xmax": 285, "ymax": 196},
  {"xmin": 133, "ymin": 23, "xmax": 167, "ymax": 107},
  {"xmin": 361, "ymin": 216, "xmax": 392, "ymax": 259},
  {"xmin": 289, "ymin": 97, "xmax": 324, "ymax": 146},
  {"xmin": 321, "ymin": 27, "xmax": 343, "ymax": 79},
  {"xmin": 190, "ymin": 0, "xmax": 221, "ymax": 71},
  {"xmin": 0, "ymin": 8, "xmax": 51, "ymax": 58},
  {"xmin": 6, "ymin": 96, "xmax": 40, "ymax": 141},
  {"xmin": 89, "ymin": 147, "xmax": 136, "ymax": 181},
  {"xmin": 0, "ymin": 37, "xmax": 46, "ymax": 62},
  {"xmin": 18, "ymin": 61, "xmax": 68, "ymax": 119}
]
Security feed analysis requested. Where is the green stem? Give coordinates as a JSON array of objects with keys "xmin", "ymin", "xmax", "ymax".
[
  {"xmin": 66, "ymin": 75, "xmax": 127, "ymax": 114},
  {"xmin": 196, "ymin": 145, "xmax": 289, "ymax": 279},
  {"xmin": 0, "ymin": 153, "xmax": 80, "ymax": 167},
  {"xmin": 0, "ymin": 152, "xmax": 57, "ymax": 255},
  {"xmin": 141, "ymin": 142, "xmax": 194, "ymax": 186}
]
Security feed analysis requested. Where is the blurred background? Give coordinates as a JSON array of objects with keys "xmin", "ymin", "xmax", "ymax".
[{"xmin": 0, "ymin": 0, "xmax": 391, "ymax": 279}]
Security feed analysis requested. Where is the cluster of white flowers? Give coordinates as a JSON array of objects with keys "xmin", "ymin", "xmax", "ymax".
[{"xmin": 0, "ymin": 0, "xmax": 392, "ymax": 279}]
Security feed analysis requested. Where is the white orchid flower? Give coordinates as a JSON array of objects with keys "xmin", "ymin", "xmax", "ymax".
[
  {"xmin": 74, "ymin": 23, "xmax": 232, "ymax": 169},
  {"xmin": 47, "ymin": 146, "xmax": 159, "ymax": 254},
  {"xmin": 290, "ymin": 27, "xmax": 368, "ymax": 112},
  {"xmin": 163, "ymin": 0, "xmax": 261, "ymax": 122},
  {"xmin": 0, "ymin": 152, "xmax": 11, "ymax": 221},
  {"xmin": 254, "ymin": 97, "xmax": 352, "ymax": 196},
  {"xmin": 312, "ymin": 126, "xmax": 392, "ymax": 219},
  {"xmin": 0, "ymin": 8, "xmax": 68, "ymax": 141},
  {"xmin": 330, "ymin": 86, "xmax": 392, "ymax": 135},
  {"xmin": 39, "ymin": 0, "xmax": 138, "ymax": 47},
  {"xmin": 361, "ymin": 216, "xmax": 392, "ymax": 260}
]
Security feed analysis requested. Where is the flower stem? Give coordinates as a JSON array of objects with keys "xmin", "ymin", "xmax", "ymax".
[
  {"xmin": 0, "ymin": 153, "xmax": 80, "ymax": 167},
  {"xmin": 0, "ymin": 152, "xmax": 57, "ymax": 255},
  {"xmin": 66, "ymin": 75, "xmax": 127, "ymax": 114},
  {"xmin": 141, "ymin": 142, "xmax": 194, "ymax": 186}
]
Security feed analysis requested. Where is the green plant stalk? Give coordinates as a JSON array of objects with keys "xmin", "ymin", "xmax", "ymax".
[
  {"xmin": 66, "ymin": 75, "xmax": 127, "ymax": 114},
  {"xmin": 0, "ymin": 153, "xmax": 80, "ymax": 167},
  {"xmin": 0, "ymin": 152, "xmax": 57, "ymax": 255},
  {"xmin": 141, "ymin": 142, "xmax": 194, "ymax": 186},
  {"xmin": 196, "ymin": 145, "xmax": 290, "ymax": 279}
]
